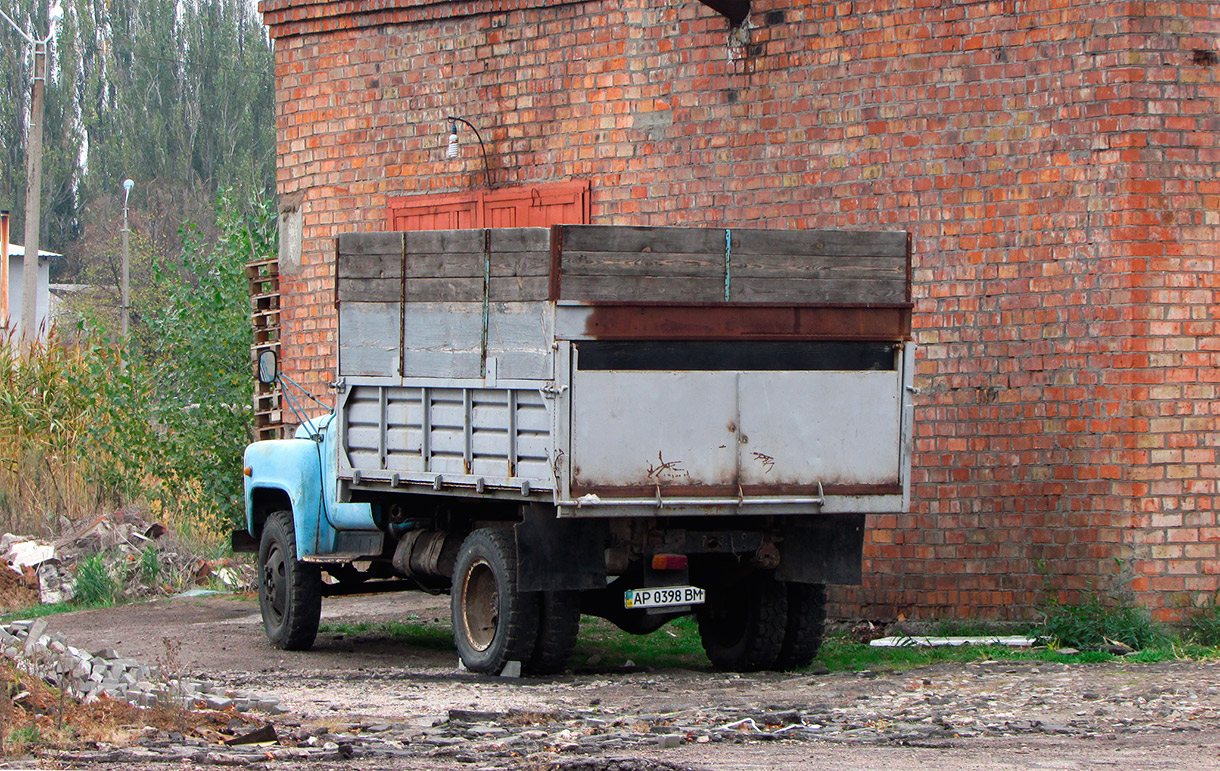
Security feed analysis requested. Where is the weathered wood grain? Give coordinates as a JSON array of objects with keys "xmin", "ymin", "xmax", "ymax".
[
  {"xmin": 337, "ymin": 278, "xmax": 401, "ymax": 303},
  {"xmin": 337, "ymin": 232, "xmax": 403, "ymax": 256},
  {"xmin": 559, "ymin": 250, "xmax": 723, "ymax": 278},
  {"xmin": 733, "ymin": 253, "xmax": 906, "ymax": 281},
  {"xmin": 730, "ymin": 228, "xmax": 908, "ymax": 258},
  {"xmin": 730, "ymin": 277, "xmax": 908, "ymax": 304},
  {"xmin": 558, "ymin": 225, "xmax": 725, "ymax": 255},
  {"xmin": 559, "ymin": 275, "xmax": 725, "ymax": 303},
  {"xmin": 489, "ymin": 276, "xmax": 550, "ymax": 302}
]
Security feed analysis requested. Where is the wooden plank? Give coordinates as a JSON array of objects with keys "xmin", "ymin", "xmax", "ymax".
[
  {"xmin": 731, "ymin": 228, "xmax": 908, "ymax": 258},
  {"xmin": 559, "ymin": 225, "xmax": 725, "ymax": 255},
  {"xmin": 559, "ymin": 275, "xmax": 725, "ymax": 303},
  {"xmin": 337, "ymin": 278, "xmax": 400, "ymax": 303},
  {"xmin": 341, "ymin": 270, "xmax": 548, "ymax": 302},
  {"xmin": 488, "ymin": 276, "xmax": 551, "ymax": 302},
  {"xmin": 559, "ymin": 250, "xmax": 723, "ymax": 278},
  {"xmin": 730, "ymin": 277, "xmax": 908, "ymax": 304},
  {"xmin": 339, "ymin": 252, "xmax": 401, "ymax": 279},
  {"xmin": 406, "ymin": 228, "xmax": 550, "ymax": 254},
  {"xmin": 733, "ymin": 254, "xmax": 906, "ymax": 281},
  {"xmin": 405, "ymin": 278, "xmax": 485, "ymax": 303},
  {"xmin": 398, "ymin": 251, "xmax": 550, "ymax": 279},
  {"xmin": 337, "ymin": 232, "xmax": 403, "ymax": 255},
  {"xmin": 338, "ymin": 303, "xmax": 400, "ymax": 376}
]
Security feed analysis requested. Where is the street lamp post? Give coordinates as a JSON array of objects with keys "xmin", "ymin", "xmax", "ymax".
[
  {"xmin": 0, "ymin": 1, "xmax": 63, "ymax": 345},
  {"xmin": 121, "ymin": 179, "xmax": 133, "ymax": 339}
]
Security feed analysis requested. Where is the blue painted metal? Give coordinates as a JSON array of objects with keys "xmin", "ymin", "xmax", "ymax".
[{"xmin": 244, "ymin": 413, "xmax": 379, "ymax": 559}]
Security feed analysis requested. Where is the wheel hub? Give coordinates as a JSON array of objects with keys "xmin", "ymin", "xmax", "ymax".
[
  {"xmin": 263, "ymin": 544, "xmax": 286, "ymax": 624},
  {"xmin": 461, "ymin": 558, "xmax": 499, "ymax": 652}
]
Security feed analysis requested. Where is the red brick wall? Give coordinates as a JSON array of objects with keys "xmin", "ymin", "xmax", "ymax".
[{"xmin": 260, "ymin": 0, "xmax": 1220, "ymax": 622}]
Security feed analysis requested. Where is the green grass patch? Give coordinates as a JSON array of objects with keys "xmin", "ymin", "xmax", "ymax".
[
  {"xmin": 570, "ymin": 616, "xmax": 708, "ymax": 670},
  {"xmin": 318, "ymin": 616, "xmax": 455, "ymax": 651},
  {"xmin": 0, "ymin": 602, "xmax": 77, "ymax": 624},
  {"xmin": 316, "ymin": 609, "xmax": 1220, "ymax": 673},
  {"xmin": 1184, "ymin": 598, "xmax": 1220, "ymax": 647},
  {"xmin": 1039, "ymin": 590, "xmax": 1166, "ymax": 650}
]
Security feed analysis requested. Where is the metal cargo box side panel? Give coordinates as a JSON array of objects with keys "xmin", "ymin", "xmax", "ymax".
[
  {"xmin": 567, "ymin": 342, "xmax": 904, "ymax": 501},
  {"xmin": 340, "ymin": 382, "xmax": 554, "ymax": 491}
]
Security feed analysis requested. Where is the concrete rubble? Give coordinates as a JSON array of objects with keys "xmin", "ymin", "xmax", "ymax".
[
  {"xmin": 0, "ymin": 617, "xmax": 285, "ymax": 715},
  {"xmin": 9, "ymin": 650, "xmax": 1220, "ymax": 767},
  {"xmin": 0, "ymin": 509, "xmax": 255, "ymax": 610}
]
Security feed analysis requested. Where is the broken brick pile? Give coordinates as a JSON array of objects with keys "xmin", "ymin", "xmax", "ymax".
[{"xmin": 0, "ymin": 617, "xmax": 284, "ymax": 714}]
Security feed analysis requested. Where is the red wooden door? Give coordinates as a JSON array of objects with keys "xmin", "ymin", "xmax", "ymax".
[{"xmin": 387, "ymin": 180, "xmax": 590, "ymax": 230}]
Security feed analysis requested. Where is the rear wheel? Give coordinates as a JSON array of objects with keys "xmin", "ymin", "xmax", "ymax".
[
  {"xmin": 775, "ymin": 582, "xmax": 826, "ymax": 670},
  {"xmin": 528, "ymin": 591, "xmax": 581, "ymax": 675},
  {"xmin": 697, "ymin": 571, "xmax": 787, "ymax": 672},
  {"xmin": 451, "ymin": 529, "xmax": 539, "ymax": 674},
  {"xmin": 258, "ymin": 511, "xmax": 322, "ymax": 651}
]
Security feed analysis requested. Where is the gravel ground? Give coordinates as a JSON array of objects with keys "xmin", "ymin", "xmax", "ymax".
[{"xmin": 24, "ymin": 593, "xmax": 1220, "ymax": 770}]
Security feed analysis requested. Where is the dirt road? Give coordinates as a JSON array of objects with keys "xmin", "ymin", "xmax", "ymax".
[{"xmin": 37, "ymin": 593, "xmax": 1220, "ymax": 770}]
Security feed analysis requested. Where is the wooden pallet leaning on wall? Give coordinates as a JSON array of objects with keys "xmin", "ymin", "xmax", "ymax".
[{"xmin": 247, "ymin": 257, "xmax": 282, "ymax": 440}]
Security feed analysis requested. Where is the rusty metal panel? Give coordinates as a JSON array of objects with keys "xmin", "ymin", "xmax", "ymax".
[{"xmin": 554, "ymin": 303, "xmax": 912, "ymax": 342}]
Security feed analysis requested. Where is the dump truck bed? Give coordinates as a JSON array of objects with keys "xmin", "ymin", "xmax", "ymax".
[{"xmin": 333, "ymin": 225, "xmax": 913, "ymax": 517}]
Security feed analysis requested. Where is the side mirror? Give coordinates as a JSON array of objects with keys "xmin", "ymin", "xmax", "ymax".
[{"xmin": 256, "ymin": 350, "xmax": 278, "ymax": 384}]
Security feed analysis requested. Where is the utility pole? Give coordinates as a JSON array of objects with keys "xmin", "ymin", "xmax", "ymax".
[{"xmin": 20, "ymin": 40, "xmax": 45, "ymax": 345}]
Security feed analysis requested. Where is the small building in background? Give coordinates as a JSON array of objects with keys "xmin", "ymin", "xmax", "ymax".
[{"xmin": 4, "ymin": 242, "xmax": 58, "ymax": 341}]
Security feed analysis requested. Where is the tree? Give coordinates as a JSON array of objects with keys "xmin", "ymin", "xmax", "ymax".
[{"xmin": 0, "ymin": 0, "xmax": 275, "ymax": 271}]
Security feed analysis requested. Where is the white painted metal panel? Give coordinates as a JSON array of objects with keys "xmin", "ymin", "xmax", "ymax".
[
  {"xmin": 569, "ymin": 371, "xmax": 738, "ymax": 489},
  {"xmin": 736, "ymin": 371, "xmax": 900, "ymax": 486}
]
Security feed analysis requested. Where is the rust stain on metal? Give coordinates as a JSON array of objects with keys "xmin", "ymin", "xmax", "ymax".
[
  {"xmin": 645, "ymin": 452, "xmax": 691, "ymax": 484},
  {"xmin": 581, "ymin": 304, "xmax": 911, "ymax": 341},
  {"xmin": 752, "ymin": 452, "xmax": 776, "ymax": 474}
]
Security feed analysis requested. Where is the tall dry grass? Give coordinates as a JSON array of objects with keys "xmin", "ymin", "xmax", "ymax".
[{"xmin": 0, "ymin": 328, "xmax": 242, "ymax": 549}]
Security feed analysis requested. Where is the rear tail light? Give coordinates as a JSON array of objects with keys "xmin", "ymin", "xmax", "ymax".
[{"xmin": 651, "ymin": 554, "xmax": 688, "ymax": 571}]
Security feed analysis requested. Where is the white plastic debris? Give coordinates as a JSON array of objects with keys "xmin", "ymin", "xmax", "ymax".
[
  {"xmin": 5, "ymin": 539, "xmax": 55, "ymax": 572},
  {"xmin": 868, "ymin": 635, "xmax": 1037, "ymax": 648},
  {"xmin": 576, "ymin": 493, "xmax": 601, "ymax": 506}
]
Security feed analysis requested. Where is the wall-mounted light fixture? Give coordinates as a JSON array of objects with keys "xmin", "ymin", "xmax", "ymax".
[{"xmin": 444, "ymin": 116, "xmax": 492, "ymax": 188}]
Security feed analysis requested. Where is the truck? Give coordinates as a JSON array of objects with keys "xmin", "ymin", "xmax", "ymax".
[{"xmin": 235, "ymin": 224, "xmax": 913, "ymax": 675}]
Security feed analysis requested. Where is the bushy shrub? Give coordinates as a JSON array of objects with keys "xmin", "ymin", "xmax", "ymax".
[{"xmin": 0, "ymin": 191, "xmax": 273, "ymax": 545}]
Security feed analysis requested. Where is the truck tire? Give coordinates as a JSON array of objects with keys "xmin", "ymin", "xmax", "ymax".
[
  {"xmin": 258, "ymin": 510, "xmax": 322, "ymax": 651},
  {"xmin": 528, "ymin": 591, "xmax": 581, "ymax": 675},
  {"xmin": 451, "ymin": 528, "xmax": 539, "ymax": 674},
  {"xmin": 775, "ymin": 582, "xmax": 826, "ymax": 670},
  {"xmin": 697, "ymin": 572, "xmax": 788, "ymax": 672}
]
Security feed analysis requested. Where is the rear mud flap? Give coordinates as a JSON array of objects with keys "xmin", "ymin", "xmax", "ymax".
[{"xmin": 515, "ymin": 505, "xmax": 608, "ymax": 592}]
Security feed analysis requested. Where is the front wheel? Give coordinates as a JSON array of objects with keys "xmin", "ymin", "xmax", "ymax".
[
  {"xmin": 258, "ymin": 511, "xmax": 322, "ymax": 650},
  {"xmin": 451, "ymin": 529, "xmax": 539, "ymax": 674}
]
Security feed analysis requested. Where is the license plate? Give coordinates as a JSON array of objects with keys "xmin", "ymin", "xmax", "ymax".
[{"xmin": 624, "ymin": 586, "xmax": 705, "ymax": 610}]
